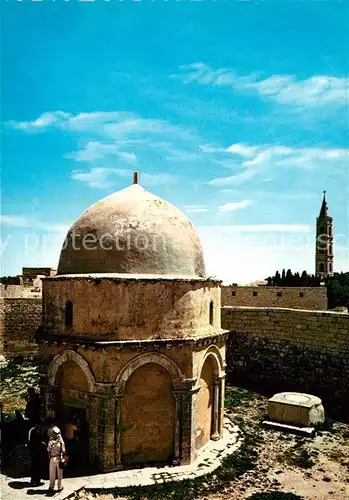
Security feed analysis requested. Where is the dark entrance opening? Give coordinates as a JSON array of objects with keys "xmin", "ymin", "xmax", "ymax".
[{"xmin": 63, "ymin": 406, "xmax": 90, "ymax": 476}]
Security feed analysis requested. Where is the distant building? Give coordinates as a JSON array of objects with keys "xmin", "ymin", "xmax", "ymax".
[
  {"xmin": 245, "ymin": 280, "xmax": 268, "ymax": 287},
  {"xmin": 315, "ymin": 192, "xmax": 334, "ymax": 278},
  {"xmin": 22, "ymin": 267, "xmax": 56, "ymax": 285}
]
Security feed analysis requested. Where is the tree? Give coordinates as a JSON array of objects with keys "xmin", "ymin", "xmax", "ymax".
[
  {"xmin": 0, "ymin": 276, "xmax": 21, "ymax": 285},
  {"xmin": 301, "ymin": 270, "xmax": 308, "ymax": 286},
  {"xmin": 326, "ymin": 272, "xmax": 349, "ymax": 309},
  {"xmin": 274, "ymin": 270, "xmax": 281, "ymax": 285},
  {"xmin": 285, "ymin": 269, "xmax": 293, "ymax": 286}
]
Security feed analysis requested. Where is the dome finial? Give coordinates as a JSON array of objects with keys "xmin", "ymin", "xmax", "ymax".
[{"xmin": 133, "ymin": 171, "xmax": 139, "ymax": 184}]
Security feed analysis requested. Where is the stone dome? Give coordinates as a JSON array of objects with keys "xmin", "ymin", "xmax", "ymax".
[{"xmin": 57, "ymin": 179, "xmax": 206, "ymax": 277}]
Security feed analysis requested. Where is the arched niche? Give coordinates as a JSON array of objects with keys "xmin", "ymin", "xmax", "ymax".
[
  {"xmin": 115, "ymin": 353, "xmax": 184, "ymax": 466},
  {"xmin": 196, "ymin": 344, "xmax": 224, "ymax": 382},
  {"xmin": 121, "ymin": 362, "xmax": 176, "ymax": 465},
  {"xmin": 115, "ymin": 352, "xmax": 184, "ymax": 393},
  {"xmin": 47, "ymin": 350, "xmax": 96, "ymax": 393},
  {"xmin": 195, "ymin": 345, "xmax": 225, "ymax": 450}
]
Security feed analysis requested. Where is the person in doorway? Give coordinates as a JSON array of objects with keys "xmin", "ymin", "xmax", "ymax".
[
  {"xmin": 64, "ymin": 414, "xmax": 79, "ymax": 472},
  {"xmin": 47, "ymin": 426, "xmax": 66, "ymax": 493},
  {"xmin": 27, "ymin": 420, "xmax": 45, "ymax": 486},
  {"xmin": 64, "ymin": 414, "xmax": 79, "ymax": 442}
]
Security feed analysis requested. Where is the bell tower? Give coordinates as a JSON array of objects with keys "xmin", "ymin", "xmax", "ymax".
[{"xmin": 315, "ymin": 191, "xmax": 334, "ymax": 278}]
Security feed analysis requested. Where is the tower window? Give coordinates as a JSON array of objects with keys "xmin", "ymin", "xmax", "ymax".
[
  {"xmin": 277, "ymin": 291, "xmax": 282, "ymax": 297},
  {"xmin": 299, "ymin": 292, "xmax": 304, "ymax": 298},
  {"xmin": 209, "ymin": 301, "xmax": 214, "ymax": 326},
  {"xmin": 329, "ymin": 263, "xmax": 332, "ymax": 273},
  {"xmin": 65, "ymin": 300, "xmax": 73, "ymax": 327},
  {"xmin": 319, "ymin": 263, "xmax": 325, "ymax": 273},
  {"xmin": 329, "ymin": 244, "xmax": 333, "ymax": 255},
  {"xmin": 329, "ymin": 226, "xmax": 332, "ymax": 237},
  {"xmin": 253, "ymin": 291, "xmax": 258, "ymax": 297},
  {"xmin": 232, "ymin": 291, "xmax": 236, "ymax": 296}
]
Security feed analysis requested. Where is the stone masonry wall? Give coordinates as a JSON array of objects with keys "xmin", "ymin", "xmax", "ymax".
[
  {"xmin": 0, "ymin": 298, "xmax": 42, "ymax": 357},
  {"xmin": 222, "ymin": 286, "xmax": 328, "ymax": 311},
  {"xmin": 222, "ymin": 306, "xmax": 349, "ymax": 418}
]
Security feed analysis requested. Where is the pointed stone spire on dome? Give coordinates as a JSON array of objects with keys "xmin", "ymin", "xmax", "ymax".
[
  {"xmin": 133, "ymin": 171, "xmax": 139, "ymax": 184},
  {"xmin": 319, "ymin": 190, "xmax": 328, "ymax": 218}
]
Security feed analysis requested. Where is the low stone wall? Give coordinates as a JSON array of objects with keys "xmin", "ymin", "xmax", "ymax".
[
  {"xmin": 0, "ymin": 284, "xmax": 41, "ymax": 298},
  {"xmin": 222, "ymin": 306, "xmax": 349, "ymax": 418},
  {"xmin": 0, "ymin": 298, "xmax": 42, "ymax": 357},
  {"xmin": 221, "ymin": 286, "xmax": 328, "ymax": 311}
]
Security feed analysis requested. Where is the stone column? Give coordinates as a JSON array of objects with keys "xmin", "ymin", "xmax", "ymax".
[
  {"xmin": 115, "ymin": 395, "xmax": 123, "ymax": 467},
  {"xmin": 211, "ymin": 377, "xmax": 220, "ymax": 441},
  {"xmin": 87, "ymin": 394, "xmax": 100, "ymax": 468},
  {"xmin": 218, "ymin": 374, "xmax": 226, "ymax": 438},
  {"xmin": 97, "ymin": 395, "xmax": 118, "ymax": 472},
  {"xmin": 173, "ymin": 391, "xmax": 183, "ymax": 460},
  {"xmin": 180, "ymin": 381, "xmax": 199, "ymax": 465},
  {"xmin": 40, "ymin": 384, "xmax": 58, "ymax": 419}
]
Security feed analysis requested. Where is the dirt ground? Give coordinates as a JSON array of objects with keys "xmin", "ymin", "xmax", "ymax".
[
  {"xmin": 1, "ymin": 361, "xmax": 348, "ymax": 500},
  {"xmin": 77, "ymin": 388, "xmax": 349, "ymax": 500},
  {"xmin": 216, "ymin": 389, "xmax": 349, "ymax": 500}
]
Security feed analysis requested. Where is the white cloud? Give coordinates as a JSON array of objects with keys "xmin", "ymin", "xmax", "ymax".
[
  {"xmin": 207, "ymin": 143, "xmax": 348, "ymax": 186},
  {"xmin": 71, "ymin": 167, "xmax": 119, "ymax": 188},
  {"xmin": 8, "ymin": 111, "xmax": 72, "ymax": 131},
  {"xmin": 218, "ymin": 200, "xmax": 253, "ymax": 213},
  {"xmin": 175, "ymin": 63, "xmax": 348, "ymax": 108},
  {"xmin": 0, "ymin": 214, "xmax": 69, "ymax": 233},
  {"xmin": 0, "ymin": 215, "xmax": 35, "ymax": 228},
  {"xmin": 8, "ymin": 111, "xmax": 193, "ymax": 142},
  {"xmin": 210, "ymin": 168, "xmax": 257, "ymax": 186},
  {"xmin": 226, "ymin": 143, "xmax": 259, "ymax": 157},
  {"xmin": 9, "ymin": 112, "xmax": 199, "ymax": 185},
  {"xmin": 71, "ymin": 167, "xmax": 178, "ymax": 189},
  {"xmin": 9, "ymin": 111, "xmax": 133, "ymax": 133},
  {"xmin": 183, "ymin": 205, "xmax": 211, "ymax": 213},
  {"xmin": 140, "ymin": 172, "xmax": 178, "ymax": 187},
  {"xmin": 65, "ymin": 141, "xmax": 137, "ymax": 164}
]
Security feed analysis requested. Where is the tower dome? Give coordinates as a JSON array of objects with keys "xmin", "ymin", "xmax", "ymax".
[{"xmin": 57, "ymin": 176, "xmax": 206, "ymax": 277}]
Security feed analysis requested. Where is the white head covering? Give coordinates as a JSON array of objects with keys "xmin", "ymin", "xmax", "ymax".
[{"xmin": 51, "ymin": 426, "xmax": 61, "ymax": 436}]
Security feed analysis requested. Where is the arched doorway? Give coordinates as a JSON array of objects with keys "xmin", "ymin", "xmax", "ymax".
[
  {"xmin": 121, "ymin": 362, "xmax": 176, "ymax": 465},
  {"xmin": 195, "ymin": 356, "xmax": 215, "ymax": 450},
  {"xmin": 54, "ymin": 360, "xmax": 90, "ymax": 474}
]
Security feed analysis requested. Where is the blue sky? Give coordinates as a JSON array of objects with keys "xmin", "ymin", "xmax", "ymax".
[{"xmin": 1, "ymin": 0, "xmax": 348, "ymax": 284}]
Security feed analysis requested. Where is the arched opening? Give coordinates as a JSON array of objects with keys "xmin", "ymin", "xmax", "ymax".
[
  {"xmin": 209, "ymin": 301, "xmax": 214, "ymax": 326},
  {"xmin": 195, "ymin": 356, "xmax": 215, "ymax": 450},
  {"xmin": 329, "ymin": 262, "xmax": 332, "ymax": 273},
  {"xmin": 121, "ymin": 362, "xmax": 175, "ymax": 465},
  {"xmin": 65, "ymin": 300, "xmax": 73, "ymax": 327},
  {"xmin": 54, "ymin": 360, "xmax": 90, "ymax": 474},
  {"xmin": 56, "ymin": 359, "xmax": 90, "ymax": 393},
  {"xmin": 319, "ymin": 263, "xmax": 325, "ymax": 273}
]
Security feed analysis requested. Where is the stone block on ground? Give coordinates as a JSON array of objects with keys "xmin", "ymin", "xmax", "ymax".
[{"xmin": 267, "ymin": 392, "xmax": 325, "ymax": 427}]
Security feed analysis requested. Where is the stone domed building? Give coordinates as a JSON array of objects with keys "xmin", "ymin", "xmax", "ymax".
[{"xmin": 38, "ymin": 173, "xmax": 227, "ymax": 472}]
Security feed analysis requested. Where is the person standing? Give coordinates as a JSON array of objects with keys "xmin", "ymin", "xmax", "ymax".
[
  {"xmin": 25, "ymin": 387, "xmax": 41, "ymax": 426},
  {"xmin": 64, "ymin": 415, "xmax": 79, "ymax": 473},
  {"xmin": 27, "ymin": 421, "xmax": 45, "ymax": 487},
  {"xmin": 47, "ymin": 426, "xmax": 65, "ymax": 493}
]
